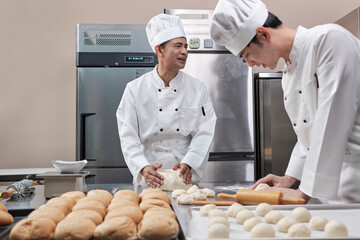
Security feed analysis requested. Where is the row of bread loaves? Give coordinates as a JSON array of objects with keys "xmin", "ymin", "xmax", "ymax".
[{"xmin": 0, "ymin": 202, "xmax": 13, "ymax": 226}]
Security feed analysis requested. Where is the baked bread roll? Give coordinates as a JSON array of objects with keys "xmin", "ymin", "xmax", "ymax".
[
  {"xmin": 139, "ymin": 199, "xmax": 171, "ymax": 213},
  {"xmin": 143, "ymin": 207, "xmax": 176, "ymax": 219},
  {"xmin": 28, "ymin": 206, "xmax": 65, "ymax": 224},
  {"xmin": 0, "ymin": 202, "xmax": 8, "ymax": 212},
  {"xmin": 138, "ymin": 215, "xmax": 179, "ymax": 240},
  {"xmin": 61, "ymin": 191, "xmax": 86, "ymax": 202},
  {"xmin": 113, "ymin": 190, "xmax": 139, "ymax": 204},
  {"xmin": 87, "ymin": 189, "xmax": 113, "ymax": 203},
  {"xmin": 94, "ymin": 216, "xmax": 136, "ymax": 240},
  {"xmin": 0, "ymin": 210, "xmax": 13, "ymax": 226},
  {"xmin": 140, "ymin": 190, "xmax": 170, "ymax": 205},
  {"xmin": 53, "ymin": 218, "xmax": 96, "ymax": 240},
  {"xmin": 47, "ymin": 196, "xmax": 77, "ymax": 208},
  {"xmin": 72, "ymin": 200, "xmax": 107, "ymax": 218},
  {"xmin": 77, "ymin": 195, "xmax": 110, "ymax": 208},
  {"xmin": 104, "ymin": 206, "xmax": 143, "ymax": 224},
  {"xmin": 44, "ymin": 199, "xmax": 72, "ymax": 215},
  {"xmin": 107, "ymin": 201, "xmax": 138, "ymax": 212},
  {"xmin": 9, "ymin": 217, "xmax": 56, "ymax": 240},
  {"xmin": 66, "ymin": 209, "xmax": 103, "ymax": 225}
]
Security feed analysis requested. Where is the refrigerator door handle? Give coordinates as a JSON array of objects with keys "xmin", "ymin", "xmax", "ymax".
[{"xmin": 80, "ymin": 113, "xmax": 96, "ymax": 161}]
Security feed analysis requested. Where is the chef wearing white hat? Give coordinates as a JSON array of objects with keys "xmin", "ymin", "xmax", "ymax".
[
  {"xmin": 210, "ymin": 0, "xmax": 360, "ymax": 203},
  {"xmin": 117, "ymin": 14, "xmax": 217, "ymax": 188}
]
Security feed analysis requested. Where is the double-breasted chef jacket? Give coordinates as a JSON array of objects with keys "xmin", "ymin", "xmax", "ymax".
[
  {"xmin": 117, "ymin": 66, "xmax": 217, "ymax": 185},
  {"xmin": 283, "ymin": 24, "xmax": 360, "ymax": 203}
]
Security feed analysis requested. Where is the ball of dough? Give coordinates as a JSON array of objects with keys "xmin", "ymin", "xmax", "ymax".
[
  {"xmin": 264, "ymin": 210, "xmax": 284, "ymax": 224},
  {"xmin": 227, "ymin": 203, "xmax": 244, "ymax": 218},
  {"xmin": 201, "ymin": 188, "xmax": 215, "ymax": 197},
  {"xmin": 256, "ymin": 203, "xmax": 273, "ymax": 217},
  {"xmin": 191, "ymin": 190, "xmax": 207, "ymax": 201},
  {"xmin": 309, "ymin": 216, "xmax": 328, "ymax": 231},
  {"xmin": 288, "ymin": 223, "xmax": 311, "ymax": 237},
  {"xmin": 325, "ymin": 220, "xmax": 348, "ymax": 237},
  {"xmin": 250, "ymin": 223, "xmax": 275, "ymax": 238},
  {"xmin": 207, "ymin": 223, "xmax": 230, "ymax": 238},
  {"xmin": 208, "ymin": 216, "xmax": 230, "ymax": 228},
  {"xmin": 291, "ymin": 207, "xmax": 311, "ymax": 222},
  {"xmin": 243, "ymin": 217, "xmax": 262, "ymax": 232},
  {"xmin": 277, "ymin": 216, "xmax": 298, "ymax": 233},
  {"xmin": 176, "ymin": 194, "xmax": 194, "ymax": 205},
  {"xmin": 254, "ymin": 183, "xmax": 270, "ymax": 191},
  {"xmin": 158, "ymin": 169, "xmax": 192, "ymax": 191},
  {"xmin": 208, "ymin": 209, "xmax": 228, "ymax": 219},
  {"xmin": 187, "ymin": 185, "xmax": 199, "ymax": 195},
  {"xmin": 199, "ymin": 204, "xmax": 217, "ymax": 217},
  {"xmin": 236, "ymin": 209, "xmax": 255, "ymax": 224},
  {"xmin": 171, "ymin": 189, "xmax": 187, "ymax": 199}
]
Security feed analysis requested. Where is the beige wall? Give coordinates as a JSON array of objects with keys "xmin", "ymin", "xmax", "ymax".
[{"xmin": 0, "ymin": 0, "xmax": 359, "ymax": 168}]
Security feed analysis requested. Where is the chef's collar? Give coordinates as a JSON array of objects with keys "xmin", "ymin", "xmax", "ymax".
[
  {"xmin": 284, "ymin": 26, "xmax": 307, "ymax": 71},
  {"xmin": 152, "ymin": 65, "xmax": 181, "ymax": 88}
]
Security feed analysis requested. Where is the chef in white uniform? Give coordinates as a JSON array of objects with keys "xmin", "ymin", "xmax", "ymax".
[
  {"xmin": 210, "ymin": 0, "xmax": 360, "ymax": 203},
  {"xmin": 117, "ymin": 14, "xmax": 217, "ymax": 188}
]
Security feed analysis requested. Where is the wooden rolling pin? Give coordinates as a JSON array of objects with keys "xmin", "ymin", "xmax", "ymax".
[
  {"xmin": 191, "ymin": 200, "xmax": 235, "ymax": 206},
  {"xmin": 217, "ymin": 190, "xmax": 306, "ymax": 205}
]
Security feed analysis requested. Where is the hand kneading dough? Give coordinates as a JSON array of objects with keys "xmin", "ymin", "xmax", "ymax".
[
  {"xmin": 254, "ymin": 183, "xmax": 270, "ymax": 191},
  {"xmin": 207, "ymin": 223, "xmax": 230, "ymax": 238},
  {"xmin": 105, "ymin": 206, "xmax": 143, "ymax": 224},
  {"xmin": 187, "ymin": 185, "xmax": 199, "ymax": 194},
  {"xmin": 250, "ymin": 222, "xmax": 275, "ymax": 238},
  {"xmin": 256, "ymin": 203, "xmax": 272, "ymax": 217},
  {"xmin": 200, "ymin": 204, "xmax": 216, "ymax": 217},
  {"xmin": 201, "ymin": 188, "xmax": 215, "ymax": 197},
  {"xmin": 53, "ymin": 218, "xmax": 96, "ymax": 240},
  {"xmin": 227, "ymin": 203, "xmax": 244, "ymax": 218},
  {"xmin": 291, "ymin": 206, "xmax": 311, "ymax": 222},
  {"xmin": 236, "ymin": 209, "xmax": 255, "ymax": 224},
  {"xmin": 0, "ymin": 210, "xmax": 13, "ymax": 226},
  {"xmin": 208, "ymin": 216, "xmax": 230, "ymax": 228},
  {"xmin": 9, "ymin": 218, "xmax": 56, "ymax": 240},
  {"xmin": 276, "ymin": 216, "xmax": 298, "ymax": 233},
  {"xmin": 190, "ymin": 190, "xmax": 207, "ymax": 200},
  {"xmin": 177, "ymin": 194, "xmax": 194, "ymax": 205},
  {"xmin": 309, "ymin": 216, "xmax": 328, "ymax": 231},
  {"xmin": 138, "ymin": 215, "xmax": 179, "ymax": 240},
  {"xmin": 158, "ymin": 169, "xmax": 192, "ymax": 191},
  {"xmin": 288, "ymin": 223, "xmax": 311, "ymax": 237},
  {"xmin": 265, "ymin": 210, "xmax": 284, "ymax": 224},
  {"xmin": 94, "ymin": 216, "xmax": 136, "ymax": 240},
  {"xmin": 28, "ymin": 206, "xmax": 65, "ymax": 224},
  {"xmin": 171, "ymin": 189, "xmax": 187, "ymax": 199},
  {"xmin": 243, "ymin": 217, "xmax": 262, "ymax": 232},
  {"xmin": 325, "ymin": 220, "xmax": 348, "ymax": 237},
  {"xmin": 66, "ymin": 209, "xmax": 103, "ymax": 225},
  {"xmin": 208, "ymin": 209, "xmax": 228, "ymax": 219}
]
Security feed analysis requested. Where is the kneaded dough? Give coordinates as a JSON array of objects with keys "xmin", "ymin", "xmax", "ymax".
[
  {"xmin": 208, "ymin": 216, "xmax": 230, "ymax": 228},
  {"xmin": 201, "ymin": 188, "xmax": 215, "ymax": 197},
  {"xmin": 325, "ymin": 220, "xmax": 348, "ymax": 237},
  {"xmin": 207, "ymin": 223, "xmax": 230, "ymax": 238},
  {"xmin": 208, "ymin": 209, "xmax": 228, "ymax": 219},
  {"xmin": 250, "ymin": 223, "xmax": 275, "ymax": 238},
  {"xmin": 264, "ymin": 210, "xmax": 284, "ymax": 224},
  {"xmin": 309, "ymin": 216, "xmax": 328, "ymax": 231},
  {"xmin": 256, "ymin": 203, "xmax": 273, "ymax": 217},
  {"xmin": 277, "ymin": 216, "xmax": 298, "ymax": 233},
  {"xmin": 158, "ymin": 169, "xmax": 192, "ymax": 191},
  {"xmin": 254, "ymin": 183, "xmax": 270, "ymax": 191},
  {"xmin": 171, "ymin": 189, "xmax": 187, "ymax": 199},
  {"xmin": 227, "ymin": 203, "xmax": 244, "ymax": 218},
  {"xmin": 291, "ymin": 207, "xmax": 311, "ymax": 222},
  {"xmin": 200, "ymin": 204, "xmax": 217, "ymax": 217},
  {"xmin": 236, "ymin": 209, "xmax": 255, "ymax": 224},
  {"xmin": 191, "ymin": 190, "xmax": 207, "ymax": 201},
  {"xmin": 243, "ymin": 217, "xmax": 262, "ymax": 232},
  {"xmin": 187, "ymin": 185, "xmax": 199, "ymax": 195},
  {"xmin": 288, "ymin": 223, "xmax": 311, "ymax": 237},
  {"xmin": 176, "ymin": 194, "xmax": 194, "ymax": 205}
]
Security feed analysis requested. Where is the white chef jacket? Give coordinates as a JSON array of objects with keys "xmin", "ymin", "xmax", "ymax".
[
  {"xmin": 116, "ymin": 66, "xmax": 217, "ymax": 185},
  {"xmin": 283, "ymin": 24, "xmax": 360, "ymax": 202}
]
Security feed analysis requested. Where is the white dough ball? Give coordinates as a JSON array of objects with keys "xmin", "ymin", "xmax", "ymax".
[
  {"xmin": 191, "ymin": 190, "xmax": 207, "ymax": 201},
  {"xmin": 288, "ymin": 223, "xmax": 311, "ymax": 237},
  {"xmin": 264, "ymin": 210, "xmax": 284, "ymax": 224},
  {"xmin": 325, "ymin": 220, "xmax": 348, "ymax": 237},
  {"xmin": 208, "ymin": 209, "xmax": 228, "ymax": 219},
  {"xmin": 176, "ymin": 194, "xmax": 194, "ymax": 204},
  {"xmin": 243, "ymin": 217, "xmax": 262, "ymax": 232},
  {"xmin": 236, "ymin": 209, "xmax": 255, "ymax": 224},
  {"xmin": 227, "ymin": 203, "xmax": 244, "ymax": 218},
  {"xmin": 171, "ymin": 189, "xmax": 186, "ymax": 199},
  {"xmin": 291, "ymin": 207, "xmax": 311, "ymax": 222},
  {"xmin": 207, "ymin": 223, "xmax": 230, "ymax": 238},
  {"xmin": 254, "ymin": 183, "xmax": 270, "ymax": 191},
  {"xmin": 309, "ymin": 216, "xmax": 328, "ymax": 231},
  {"xmin": 187, "ymin": 185, "xmax": 199, "ymax": 195},
  {"xmin": 201, "ymin": 188, "xmax": 215, "ymax": 197},
  {"xmin": 250, "ymin": 223, "xmax": 275, "ymax": 238},
  {"xmin": 208, "ymin": 216, "xmax": 230, "ymax": 228},
  {"xmin": 158, "ymin": 169, "xmax": 192, "ymax": 190},
  {"xmin": 256, "ymin": 203, "xmax": 273, "ymax": 217},
  {"xmin": 199, "ymin": 204, "xmax": 216, "ymax": 217},
  {"xmin": 277, "ymin": 216, "xmax": 298, "ymax": 233}
]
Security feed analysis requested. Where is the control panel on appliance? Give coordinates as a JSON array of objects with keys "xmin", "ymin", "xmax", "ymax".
[{"xmin": 125, "ymin": 56, "xmax": 154, "ymax": 63}]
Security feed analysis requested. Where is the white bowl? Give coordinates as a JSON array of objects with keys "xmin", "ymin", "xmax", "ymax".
[{"xmin": 52, "ymin": 160, "xmax": 87, "ymax": 173}]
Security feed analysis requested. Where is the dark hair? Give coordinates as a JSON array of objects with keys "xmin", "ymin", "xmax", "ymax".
[{"xmin": 248, "ymin": 12, "xmax": 282, "ymax": 46}]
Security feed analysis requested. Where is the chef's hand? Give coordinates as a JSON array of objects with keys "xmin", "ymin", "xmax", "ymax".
[
  {"xmin": 266, "ymin": 187, "xmax": 310, "ymax": 202},
  {"xmin": 140, "ymin": 163, "xmax": 164, "ymax": 188},
  {"xmin": 252, "ymin": 174, "xmax": 296, "ymax": 190},
  {"xmin": 173, "ymin": 163, "xmax": 192, "ymax": 185}
]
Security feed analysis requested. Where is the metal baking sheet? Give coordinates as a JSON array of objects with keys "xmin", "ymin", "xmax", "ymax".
[
  {"xmin": 185, "ymin": 204, "xmax": 360, "ymax": 240},
  {"xmin": 0, "ymin": 209, "xmax": 34, "ymax": 240}
]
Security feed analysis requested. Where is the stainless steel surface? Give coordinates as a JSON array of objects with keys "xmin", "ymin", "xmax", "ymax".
[{"xmin": 336, "ymin": 8, "xmax": 360, "ymax": 39}]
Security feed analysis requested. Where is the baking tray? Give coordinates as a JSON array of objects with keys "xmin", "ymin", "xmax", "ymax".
[
  {"xmin": 0, "ymin": 209, "xmax": 34, "ymax": 240},
  {"xmin": 185, "ymin": 204, "xmax": 360, "ymax": 240}
]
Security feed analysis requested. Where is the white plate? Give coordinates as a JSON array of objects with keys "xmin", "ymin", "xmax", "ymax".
[{"xmin": 52, "ymin": 160, "xmax": 87, "ymax": 173}]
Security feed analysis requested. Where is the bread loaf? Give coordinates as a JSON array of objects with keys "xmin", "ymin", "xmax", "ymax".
[
  {"xmin": 45, "ymin": 198, "xmax": 73, "ymax": 215},
  {"xmin": 53, "ymin": 218, "xmax": 96, "ymax": 240},
  {"xmin": 143, "ymin": 207, "xmax": 176, "ymax": 219},
  {"xmin": 87, "ymin": 189, "xmax": 113, "ymax": 203},
  {"xmin": 77, "ymin": 195, "xmax": 110, "ymax": 208},
  {"xmin": 104, "ymin": 206, "xmax": 143, "ymax": 224},
  {"xmin": 138, "ymin": 215, "xmax": 179, "ymax": 240},
  {"xmin": 9, "ymin": 217, "xmax": 56, "ymax": 240},
  {"xmin": 61, "ymin": 191, "xmax": 85, "ymax": 202},
  {"xmin": 28, "ymin": 206, "xmax": 65, "ymax": 224},
  {"xmin": 0, "ymin": 210, "xmax": 13, "ymax": 226},
  {"xmin": 139, "ymin": 199, "xmax": 171, "ymax": 213},
  {"xmin": 113, "ymin": 190, "xmax": 139, "ymax": 204},
  {"xmin": 0, "ymin": 202, "xmax": 8, "ymax": 212},
  {"xmin": 107, "ymin": 200, "xmax": 138, "ymax": 212},
  {"xmin": 66, "ymin": 209, "xmax": 103, "ymax": 225},
  {"xmin": 72, "ymin": 200, "xmax": 107, "ymax": 218},
  {"xmin": 94, "ymin": 216, "xmax": 136, "ymax": 240},
  {"xmin": 47, "ymin": 196, "xmax": 77, "ymax": 208},
  {"xmin": 140, "ymin": 190, "xmax": 170, "ymax": 205}
]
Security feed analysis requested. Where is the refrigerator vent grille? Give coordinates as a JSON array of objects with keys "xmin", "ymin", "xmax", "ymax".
[
  {"xmin": 176, "ymin": 13, "xmax": 209, "ymax": 20},
  {"xmin": 83, "ymin": 31, "xmax": 131, "ymax": 46}
]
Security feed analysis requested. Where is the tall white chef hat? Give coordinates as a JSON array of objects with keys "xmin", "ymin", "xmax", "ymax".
[
  {"xmin": 210, "ymin": 0, "xmax": 268, "ymax": 55},
  {"xmin": 146, "ymin": 14, "xmax": 186, "ymax": 53}
]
